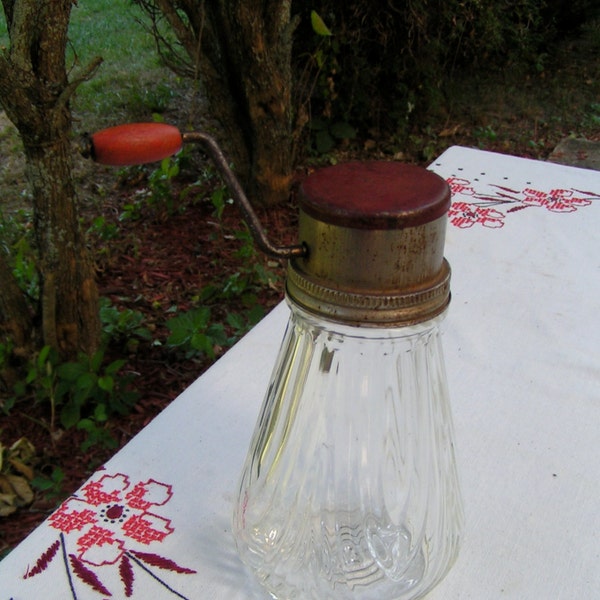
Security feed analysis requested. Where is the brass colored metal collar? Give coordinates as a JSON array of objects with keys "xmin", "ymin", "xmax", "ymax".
[{"xmin": 286, "ymin": 258, "xmax": 450, "ymax": 326}]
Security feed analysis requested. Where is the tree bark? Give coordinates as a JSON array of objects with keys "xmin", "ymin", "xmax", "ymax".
[
  {"xmin": 140, "ymin": 0, "xmax": 296, "ymax": 207},
  {"xmin": 0, "ymin": 0, "xmax": 102, "ymax": 359},
  {"xmin": 0, "ymin": 246, "xmax": 32, "ymax": 356}
]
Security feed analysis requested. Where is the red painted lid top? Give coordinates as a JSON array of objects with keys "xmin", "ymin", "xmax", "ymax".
[{"xmin": 299, "ymin": 161, "xmax": 450, "ymax": 229}]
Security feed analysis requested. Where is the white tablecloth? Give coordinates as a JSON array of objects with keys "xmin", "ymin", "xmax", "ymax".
[{"xmin": 1, "ymin": 146, "xmax": 599, "ymax": 599}]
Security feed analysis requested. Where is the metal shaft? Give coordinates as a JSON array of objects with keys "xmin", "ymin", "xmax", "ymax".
[{"xmin": 182, "ymin": 132, "xmax": 306, "ymax": 260}]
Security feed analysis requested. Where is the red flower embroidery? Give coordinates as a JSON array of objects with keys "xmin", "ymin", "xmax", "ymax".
[
  {"xmin": 522, "ymin": 188, "xmax": 592, "ymax": 213},
  {"xmin": 26, "ymin": 472, "xmax": 196, "ymax": 599},
  {"xmin": 447, "ymin": 176, "xmax": 476, "ymax": 197},
  {"xmin": 445, "ymin": 175, "xmax": 598, "ymax": 229},
  {"xmin": 448, "ymin": 201, "xmax": 505, "ymax": 228},
  {"xmin": 48, "ymin": 473, "xmax": 174, "ymax": 567}
]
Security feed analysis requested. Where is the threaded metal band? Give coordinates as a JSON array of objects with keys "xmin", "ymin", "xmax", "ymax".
[{"xmin": 286, "ymin": 258, "xmax": 451, "ymax": 326}]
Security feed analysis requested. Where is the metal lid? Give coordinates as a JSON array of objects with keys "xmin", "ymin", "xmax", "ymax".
[
  {"xmin": 299, "ymin": 161, "xmax": 450, "ymax": 229},
  {"xmin": 286, "ymin": 161, "xmax": 451, "ymax": 326}
]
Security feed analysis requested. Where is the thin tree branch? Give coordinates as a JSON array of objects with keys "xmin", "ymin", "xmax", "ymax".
[{"xmin": 57, "ymin": 56, "xmax": 103, "ymax": 108}]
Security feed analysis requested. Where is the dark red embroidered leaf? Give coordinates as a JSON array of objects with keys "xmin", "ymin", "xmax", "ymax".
[
  {"xmin": 24, "ymin": 539, "xmax": 61, "ymax": 578},
  {"xmin": 69, "ymin": 554, "xmax": 112, "ymax": 596},
  {"xmin": 472, "ymin": 196, "xmax": 513, "ymax": 206},
  {"xmin": 507, "ymin": 205, "xmax": 530, "ymax": 213},
  {"xmin": 491, "ymin": 185, "xmax": 522, "ymax": 194},
  {"xmin": 129, "ymin": 550, "xmax": 197, "ymax": 574},
  {"xmin": 573, "ymin": 188, "xmax": 600, "ymax": 197},
  {"xmin": 119, "ymin": 554, "xmax": 135, "ymax": 597}
]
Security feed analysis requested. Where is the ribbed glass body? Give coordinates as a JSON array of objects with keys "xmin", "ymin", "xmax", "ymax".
[{"xmin": 233, "ymin": 300, "xmax": 463, "ymax": 600}]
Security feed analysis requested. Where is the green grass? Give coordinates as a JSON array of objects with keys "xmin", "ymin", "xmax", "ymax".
[
  {"xmin": 68, "ymin": 0, "xmax": 175, "ymax": 127},
  {"xmin": 0, "ymin": 0, "xmax": 174, "ymax": 130}
]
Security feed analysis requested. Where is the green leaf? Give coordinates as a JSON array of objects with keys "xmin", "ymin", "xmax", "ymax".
[
  {"xmin": 207, "ymin": 323, "xmax": 228, "ymax": 346},
  {"xmin": 190, "ymin": 333, "xmax": 213, "ymax": 356},
  {"xmin": 30, "ymin": 476, "xmax": 55, "ymax": 492},
  {"xmin": 76, "ymin": 418, "xmax": 95, "ymax": 432},
  {"xmin": 37, "ymin": 345, "xmax": 51, "ymax": 370},
  {"xmin": 76, "ymin": 372, "xmax": 97, "ymax": 393},
  {"xmin": 311, "ymin": 10, "xmax": 332, "ymax": 36},
  {"xmin": 90, "ymin": 349, "xmax": 104, "ymax": 373},
  {"xmin": 314, "ymin": 48, "xmax": 325, "ymax": 69},
  {"xmin": 309, "ymin": 116, "xmax": 328, "ymax": 131},
  {"xmin": 191, "ymin": 306, "xmax": 211, "ymax": 328},
  {"xmin": 57, "ymin": 361, "xmax": 87, "ymax": 382},
  {"xmin": 247, "ymin": 304, "xmax": 265, "ymax": 325},
  {"xmin": 315, "ymin": 130, "xmax": 335, "ymax": 154},
  {"xmin": 166, "ymin": 326, "xmax": 189, "ymax": 347},
  {"xmin": 93, "ymin": 404, "xmax": 109, "ymax": 422},
  {"xmin": 226, "ymin": 312, "xmax": 245, "ymax": 331},
  {"xmin": 97, "ymin": 375, "xmax": 114, "ymax": 393},
  {"xmin": 25, "ymin": 367, "xmax": 38, "ymax": 385},
  {"xmin": 105, "ymin": 359, "xmax": 126, "ymax": 377},
  {"xmin": 330, "ymin": 121, "xmax": 357, "ymax": 140},
  {"xmin": 61, "ymin": 401, "xmax": 81, "ymax": 429}
]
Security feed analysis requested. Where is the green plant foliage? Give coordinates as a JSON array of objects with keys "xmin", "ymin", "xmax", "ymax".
[
  {"xmin": 164, "ymin": 215, "xmax": 277, "ymax": 359},
  {"xmin": 209, "ymin": 185, "xmax": 234, "ymax": 220},
  {"xmin": 118, "ymin": 144, "xmax": 191, "ymax": 221},
  {"xmin": 11, "ymin": 346, "xmax": 138, "ymax": 450},
  {"xmin": 147, "ymin": 155, "xmax": 180, "ymax": 212},
  {"xmin": 294, "ymin": 0, "xmax": 591, "ymax": 150},
  {"xmin": 99, "ymin": 297, "xmax": 152, "ymax": 350},
  {"xmin": 0, "ymin": 210, "xmax": 39, "ymax": 302},
  {"xmin": 56, "ymin": 349, "xmax": 138, "ymax": 429},
  {"xmin": 586, "ymin": 103, "xmax": 600, "ymax": 127},
  {"xmin": 30, "ymin": 466, "xmax": 66, "ymax": 503},
  {"xmin": 165, "ymin": 307, "xmax": 228, "ymax": 359},
  {"xmin": 310, "ymin": 10, "xmax": 332, "ymax": 37},
  {"xmin": 226, "ymin": 304, "xmax": 266, "ymax": 338},
  {"xmin": 310, "ymin": 117, "xmax": 357, "ymax": 155},
  {"xmin": 87, "ymin": 215, "xmax": 119, "ymax": 241},
  {"xmin": 77, "ymin": 419, "xmax": 119, "ymax": 452}
]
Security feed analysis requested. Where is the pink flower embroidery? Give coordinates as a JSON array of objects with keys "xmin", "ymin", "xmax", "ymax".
[
  {"xmin": 522, "ymin": 188, "xmax": 592, "ymax": 213},
  {"xmin": 444, "ymin": 176, "xmax": 598, "ymax": 229},
  {"xmin": 447, "ymin": 176, "xmax": 477, "ymax": 197},
  {"xmin": 26, "ymin": 472, "xmax": 195, "ymax": 598},
  {"xmin": 448, "ymin": 201, "xmax": 505, "ymax": 228},
  {"xmin": 48, "ymin": 473, "xmax": 174, "ymax": 566}
]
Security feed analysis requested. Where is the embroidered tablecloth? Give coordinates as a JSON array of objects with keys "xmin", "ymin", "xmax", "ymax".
[{"xmin": 1, "ymin": 146, "xmax": 599, "ymax": 599}]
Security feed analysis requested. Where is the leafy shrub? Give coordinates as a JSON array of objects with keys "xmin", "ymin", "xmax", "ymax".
[
  {"xmin": 99, "ymin": 297, "xmax": 152, "ymax": 350},
  {"xmin": 293, "ymin": 0, "xmax": 592, "ymax": 147},
  {"xmin": 11, "ymin": 345, "xmax": 138, "ymax": 449}
]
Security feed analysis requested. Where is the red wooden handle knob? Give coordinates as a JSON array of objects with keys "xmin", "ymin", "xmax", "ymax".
[{"xmin": 90, "ymin": 123, "xmax": 183, "ymax": 166}]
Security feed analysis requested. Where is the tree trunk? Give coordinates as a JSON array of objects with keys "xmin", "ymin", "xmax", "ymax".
[
  {"xmin": 25, "ymin": 134, "xmax": 101, "ymax": 357},
  {"xmin": 0, "ymin": 0, "xmax": 102, "ymax": 359},
  {"xmin": 140, "ymin": 0, "xmax": 296, "ymax": 207}
]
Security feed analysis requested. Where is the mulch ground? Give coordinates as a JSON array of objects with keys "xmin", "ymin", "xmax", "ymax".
[{"xmin": 0, "ymin": 167, "xmax": 299, "ymax": 557}]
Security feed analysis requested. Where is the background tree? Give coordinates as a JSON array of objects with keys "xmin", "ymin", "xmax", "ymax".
[
  {"xmin": 136, "ymin": 0, "xmax": 598, "ymax": 207},
  {"xmin": 136, "ymin": 0, "xmax": 297, "ymax": 207},
  {"xmin": 0, "ymin": 0, "xmax": 102, "ymax": 363}
]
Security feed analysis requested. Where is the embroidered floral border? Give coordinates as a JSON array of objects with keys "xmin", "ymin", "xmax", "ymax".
[
  {"xmin": 445, "ymin": 176, "xmax": 600, "ymax": 228},
  {"xmin": 22, "ymin": 470, "xmax": 196, "ymax": 599}
]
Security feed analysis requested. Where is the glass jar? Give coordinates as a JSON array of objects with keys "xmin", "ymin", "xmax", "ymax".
[{"xmin": 233, "ymin": 161, "xmax": 463, "ymax": 600}]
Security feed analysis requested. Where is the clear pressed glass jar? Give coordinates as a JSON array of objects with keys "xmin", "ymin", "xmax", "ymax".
[
  {"xmin": 233, "ymin": 161, "xmax": 463, "ymax": 600},
  {"xmin": 232, "ymin": 301, "xmax": 462, "ymax": 600}
]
